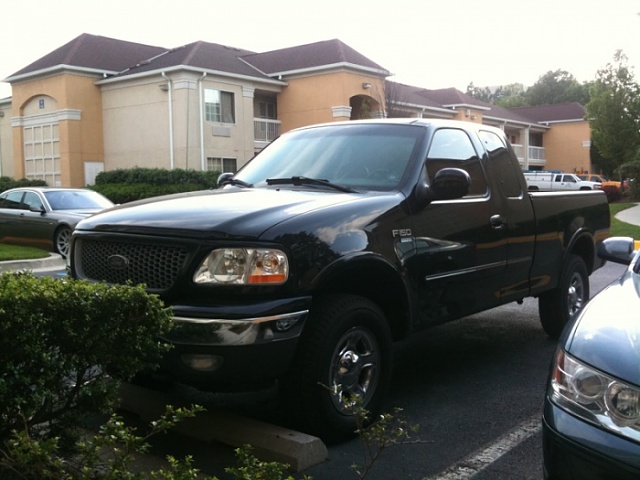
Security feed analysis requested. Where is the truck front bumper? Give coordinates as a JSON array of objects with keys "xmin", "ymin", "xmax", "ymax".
[{"xmin": 153, "ymin": 296, "xmax": 312, "ymax": 390}]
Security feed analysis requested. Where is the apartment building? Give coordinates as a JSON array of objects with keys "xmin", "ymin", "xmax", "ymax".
[{"xmin": 0, "ymin": 34, "xmax": 591, "ymax": 187}]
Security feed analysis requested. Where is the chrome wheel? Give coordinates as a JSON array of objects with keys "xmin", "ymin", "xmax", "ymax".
[
  {"xmin": 329, "ymin": 326, "xmax": 380, "ymax": 414},
  {"xmin": 55, "ymin": 227, "xmax": 72, "ymax": 257},
  {"xmin": 567, "ymin": 270, "xmax": 586, "ymax": 317}
]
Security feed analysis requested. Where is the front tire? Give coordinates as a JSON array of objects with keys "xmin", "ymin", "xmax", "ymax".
[
  {"xmin": 54, "ymin": 226, "xmax": 72, "ymax": 258},
  {"xmin": 539, "ymin": 254, "xmax": 589, "ymax": 339},
  {"xmin": 283, "ymin": 294, "xmax": 392, "ymax": 443}
]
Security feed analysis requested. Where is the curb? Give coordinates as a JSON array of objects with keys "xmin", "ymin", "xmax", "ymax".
[
  {"xmin": 0, "ymin": 252, "xmax": 66, "ymax": 273},
  {"xmin": 119, "ymin": 383, "xmax": 328, "ymax": 472}
]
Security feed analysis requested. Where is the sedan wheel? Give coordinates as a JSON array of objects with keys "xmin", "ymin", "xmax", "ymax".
[{"xmin": 54, "ymin": 226, "xmax": 72, "ymax": 257}]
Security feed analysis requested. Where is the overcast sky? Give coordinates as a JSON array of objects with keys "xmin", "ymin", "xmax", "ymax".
[{"xmin": 2, "ymin": 0, "xmax": 639, "ymax": 99}]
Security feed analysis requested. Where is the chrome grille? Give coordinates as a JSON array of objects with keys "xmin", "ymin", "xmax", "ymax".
[{"xmin": 78, "ymin": 239, "xmax": 189, "ymax": 290}]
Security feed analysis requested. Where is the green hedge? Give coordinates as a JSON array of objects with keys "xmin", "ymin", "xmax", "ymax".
[
  {"xmin": 0, "ymin": 273, "xmax": 173, "ymax": 441},
  {"xmin": 91, "ymin": 168, "xmax": 220, "ymax": 204},
  {"xmin": 0, "ymin": 177, "xmax": 47, "ymax": 192}
]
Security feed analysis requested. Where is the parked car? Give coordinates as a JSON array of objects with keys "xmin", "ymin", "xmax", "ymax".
[
  {"xmin": 524, "ymin": 171, "xmax": 601, "ymax": 191},
  {"xmin": 543, "ymin": 236, "xmax": 640, "ymax": 479},
  {"xmin": 0, "ymin": 187, "xmax": 114, "ymax": 257},
  {"xmin": 577, "ymin": 173, "xmax": 622, "ymax": 189}
]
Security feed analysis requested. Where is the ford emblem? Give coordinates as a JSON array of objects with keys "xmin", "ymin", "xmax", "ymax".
[{"xmin": 107, "ymin": 254, "xmax": 129, "ymax": 270}]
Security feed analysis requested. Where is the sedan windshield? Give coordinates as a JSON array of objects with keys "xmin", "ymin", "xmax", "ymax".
[
  {"xmin": 234, "ymin": 123, "xmax": 423, "ymax": 191},
  {"xmin": 44, "ymin": 190, "xmax": 114, "ymax": 210}
]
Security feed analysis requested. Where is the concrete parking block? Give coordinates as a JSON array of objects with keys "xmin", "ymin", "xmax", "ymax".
[{"xmin": 119, "ymin": 383, "xmax": 328, "ymax": 472}]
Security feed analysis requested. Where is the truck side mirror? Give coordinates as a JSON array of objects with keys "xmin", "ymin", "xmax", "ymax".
[
  {"xmin": 412, "ymin": 167, "xmax": 470, "ymax": 211},
  {"xmin": 428, "ymin": 168, "xmax": 470, "ymax": 200}
]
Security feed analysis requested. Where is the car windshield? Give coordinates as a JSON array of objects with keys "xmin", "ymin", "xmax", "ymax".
[
  {"xmin": 44, "ymin": 190, "xmax": 114, "ymax": 210},
  {"xmin": 233, "ymin": 123, "xmax": 423, "ymax": 191}
]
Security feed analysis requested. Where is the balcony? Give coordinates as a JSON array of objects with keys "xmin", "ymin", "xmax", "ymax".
[
  {"xmin": 254, "ymin": 118, "xmax": 280, "ymax": 147},
  {"xmin": 512, "ymin": 144, "xmax": 546, "ymax": 168}
]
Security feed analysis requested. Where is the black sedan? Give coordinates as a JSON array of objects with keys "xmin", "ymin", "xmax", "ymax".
[
  {"xmin": 543, "ymin": 236, "xmax": 640, "ymax": 479},
  {"xmin": 0, "ymin": 187, "xmax": 114, "ymax": 257}
]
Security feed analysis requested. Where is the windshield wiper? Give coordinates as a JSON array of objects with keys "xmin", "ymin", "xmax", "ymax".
[
  {"xmin": 221, "ymin": 178, "xmax": 253, "ymax": 188},
  {"xmin": 266, "ymin": 176, "xmax": 358, "ymax": 193}
]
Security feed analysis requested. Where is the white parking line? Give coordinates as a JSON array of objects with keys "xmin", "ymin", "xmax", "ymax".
[{"xmin": 422, "ymin": 415, "xmax": 542, "ymax": 480}]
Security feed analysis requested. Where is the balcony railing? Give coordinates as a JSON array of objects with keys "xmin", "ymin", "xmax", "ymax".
[
  {"xmin": 512, "ymin": 144, "xmax": 546, "ymax": 166},
  {"xmin": 254, "ymin": 118, "xmax": 280, "ymax": 143}
]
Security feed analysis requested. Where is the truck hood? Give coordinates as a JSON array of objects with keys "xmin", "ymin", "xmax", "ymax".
[{"xmin": 75, "ymin": 188, "xmax": 372, "ymax": 239}]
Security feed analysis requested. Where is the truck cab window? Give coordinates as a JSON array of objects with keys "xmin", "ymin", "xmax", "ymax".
[
  {"xmin": 479, "ymin": 130, "xmax": 523, "ymax": 198},
  {"xmin": 427, "ymin": 128, "xmax": 487, "ymax": 196}
]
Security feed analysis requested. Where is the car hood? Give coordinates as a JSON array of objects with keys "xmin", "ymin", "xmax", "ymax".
[
  {"xmin": 564, "ymin": 269, "xmax": 640, "ymax": 386},
  {"xmin": 75, "ymin": 188, "xmax": 372, "ymax": 239}
]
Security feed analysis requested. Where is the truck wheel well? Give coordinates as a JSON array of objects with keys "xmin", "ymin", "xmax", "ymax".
[
  {"xmin": 569, "ymin": 234, "xmax": 596, "ymax": 274},
  {"xmin": 315, "ymin": 264, "xmax": 409, "ymax": 341}
]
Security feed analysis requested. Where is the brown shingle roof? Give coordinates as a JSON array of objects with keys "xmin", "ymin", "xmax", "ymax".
[
  {"xmin": 242, "ymin": 39, "xmax": 390, "ymax": 76},
  {"xmin": 510, "ymin": 103, "xmax": 587, "ymax": 123},
  {"xmin": 9, "ymin": 33, "xmax": 166, "ymax": 77},
  {"xmin": 111, "ymin": 41, "xmax": 270, "ymax": 80}
]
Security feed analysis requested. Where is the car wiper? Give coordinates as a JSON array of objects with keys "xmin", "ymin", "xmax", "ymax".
[
  {"xmin": 221, "ymin": 178, "xmax": 253, "ymax": 188},
  {"xmin": 266, "ymin": 176, "xmax": 358, "ymax": 193}
]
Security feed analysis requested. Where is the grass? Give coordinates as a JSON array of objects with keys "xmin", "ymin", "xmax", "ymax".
[
  {"xmin": 0, "ymin": 244, "xmax": 50, "ymax": 261},
  {"xmin": 0, "ymin": 202, "xmax": 639, "ymax": 262},
  {"xmin": 609, "ymin": 202, "xmax": 640, "ymax": 238}
]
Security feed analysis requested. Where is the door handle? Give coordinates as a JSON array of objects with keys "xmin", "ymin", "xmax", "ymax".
[{"xmin": 490, "ymin": 214, "xmax": 505, "ymax": 230}]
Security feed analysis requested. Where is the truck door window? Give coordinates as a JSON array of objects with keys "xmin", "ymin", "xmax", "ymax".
[
  {"xmin": 427, "ymin": 128, "xmax": 487, "ymax": 196},
  {"xmin": 478, "ymin": 130, "xmax": 522, "ymax": 198},
  {"xmin": 563, "ymin": 175, "xmax": 576, "ymax": 183}
]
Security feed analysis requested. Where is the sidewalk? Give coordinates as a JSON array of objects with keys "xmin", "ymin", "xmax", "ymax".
[
  {"xmin": 615, "ymin": 203, "xmax": 640, "ymax": 226},
  {"xmin": 0, "ymin": 252, "xmax": 66, "ymax": 273}
]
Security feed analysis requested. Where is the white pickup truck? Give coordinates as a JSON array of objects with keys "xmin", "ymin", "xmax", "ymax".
[{"xmin": 524, "ymin": 172, "xmax": 601, "ymax": 191}]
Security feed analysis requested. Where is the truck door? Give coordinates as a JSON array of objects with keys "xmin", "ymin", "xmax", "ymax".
[{"xmin": 406, "ymin": 127, "xmax": 508, "ymax": 327}]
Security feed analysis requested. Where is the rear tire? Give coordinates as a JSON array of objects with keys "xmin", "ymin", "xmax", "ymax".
[
  {"xmin": 539, "ymin": 254, "xmax": 589, "ymax": 339},
  {"xmin": 283, "ymin": 294, "xmax": 392, "ymax": 443}
]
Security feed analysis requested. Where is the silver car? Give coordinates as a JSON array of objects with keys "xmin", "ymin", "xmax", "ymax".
[{"xmin": 0, "ymin": 187, "xmax": 114, "ymax": 257}]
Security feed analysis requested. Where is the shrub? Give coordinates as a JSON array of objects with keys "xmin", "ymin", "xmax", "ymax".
[
  {"xmin": 0, "ymin": 176, "xmax": 47, "ymax": 193},
  {"xmin": 0, "ymin": 273, "xmax": 173, "ymax": 441},
  {"xmin": 91, "ymin": 168, "xmax": 220, "ymax": 203},
  {"xmin": 602, "ymin": 185, "xmax": 623, "ymax": 203}
]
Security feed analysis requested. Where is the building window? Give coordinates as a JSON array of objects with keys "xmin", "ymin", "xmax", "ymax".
[
  {"xmin": 23, "ymin": 124, "xmax": 61, "ymax": 186},
  {"xmin": 258, "ymin": 101, "xmax": 277, "ymax": 119},
  {"xmin": 207, "ymin": 157, "xmax": 237, "ymax": 173},
  {"xmin": 205, "ymin": 89, "xmax": 235, "ymax": 123}
]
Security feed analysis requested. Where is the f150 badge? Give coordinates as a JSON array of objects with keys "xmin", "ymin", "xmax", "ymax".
[{"xmin": 392, "ymin": 229, "xmax": 412, "ymax": 237}]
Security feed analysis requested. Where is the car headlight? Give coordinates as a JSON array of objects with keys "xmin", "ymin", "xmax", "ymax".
[
  {"xmin": 193, "ymin": 248, "xmax": 288, "ymax": 285},
  {"xmin": 551, "ymin": 349, "xmax": 640, "ymax": 441}
]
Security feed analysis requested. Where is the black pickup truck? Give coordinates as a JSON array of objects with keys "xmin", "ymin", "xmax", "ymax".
[{"xmin": 69, "ymin": 119, "xmax": 610, "ymax": 441}]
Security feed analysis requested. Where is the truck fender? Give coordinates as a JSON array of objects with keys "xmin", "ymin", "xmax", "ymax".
[{"xmin": 309, "ymin": 252, "xmax": 412, "ymax": 340}]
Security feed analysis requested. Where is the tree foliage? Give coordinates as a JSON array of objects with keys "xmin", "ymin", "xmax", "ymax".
[
  {"xmin": 524, "ymin": 69, "xmax": 590, "ymax": 106},
  {"xmin": 466, "ymin": 70, "xmax": 591, "ymax": 108},
  {"xmin": 586, "ymin": 50, "xmax": 640, "ymax": 176}
]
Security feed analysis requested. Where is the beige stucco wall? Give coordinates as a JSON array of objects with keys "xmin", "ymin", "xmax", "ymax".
[
  {"xmin": 277, "ymin": 71, "xmax": 385, "ymax": 132},
  {"xmin": 9, "ymin": 74, "xmax": 104, "ymax": 187},
  {"xmin": 0, "ymin": 100, "xmax": 13, "ymax": 178},
  {"xmin": 541, "ymin": 122, "xmax": 591, "ymax": 173},
  {"xmin": 102, "ymin": 73, "xmax": 259, "ymax": 172}
]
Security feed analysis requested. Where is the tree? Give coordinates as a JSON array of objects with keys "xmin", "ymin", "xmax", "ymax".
[
  {"xmin": 465, "ymin": 83, "xmax": 494, "ymax": 103},
  {"xmin": 586, "ymin": 51, "xmax": 640, "ymax": 176},
  {"xmin": 494, "ymin": 83, "xmax": 527, "ymax": 108},
  {"xmin": 524, "ymin": 69, "xmax": 591, "ymax": 106}
]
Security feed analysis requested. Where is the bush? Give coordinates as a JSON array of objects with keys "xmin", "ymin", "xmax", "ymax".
[
  {"xmin": 602, "ymin": 185, "xmax": 623, "ymax": 203},
  {"xmin": 91, "ymin": 168, "xmax": 220, "ymax": 203},
  {"xmin": 0, "ymin": 176, "xmax": 47, "ymax": 193},
  {"xmin": 0, "ymin": 273, "xmax": 173, "ymax": 441}
]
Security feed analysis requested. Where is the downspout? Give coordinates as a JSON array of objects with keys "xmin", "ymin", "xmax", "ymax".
[
  {"xmin": 162, "ymin": 72, "xmax": 175, "ymax": 170},
  {"xmin": 198, "ymin": 72, "xmax": 207, "ymax": 171}
]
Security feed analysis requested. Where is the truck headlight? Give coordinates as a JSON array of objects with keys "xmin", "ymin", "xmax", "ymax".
[{"xmin": 193, "ymin": 248, "xmax": 288, "ymax": 285}]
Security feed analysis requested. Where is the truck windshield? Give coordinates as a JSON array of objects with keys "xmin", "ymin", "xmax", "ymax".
[{"xmin": 233, "ymin": 124, "xmax": 422, "ymax": 191}]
